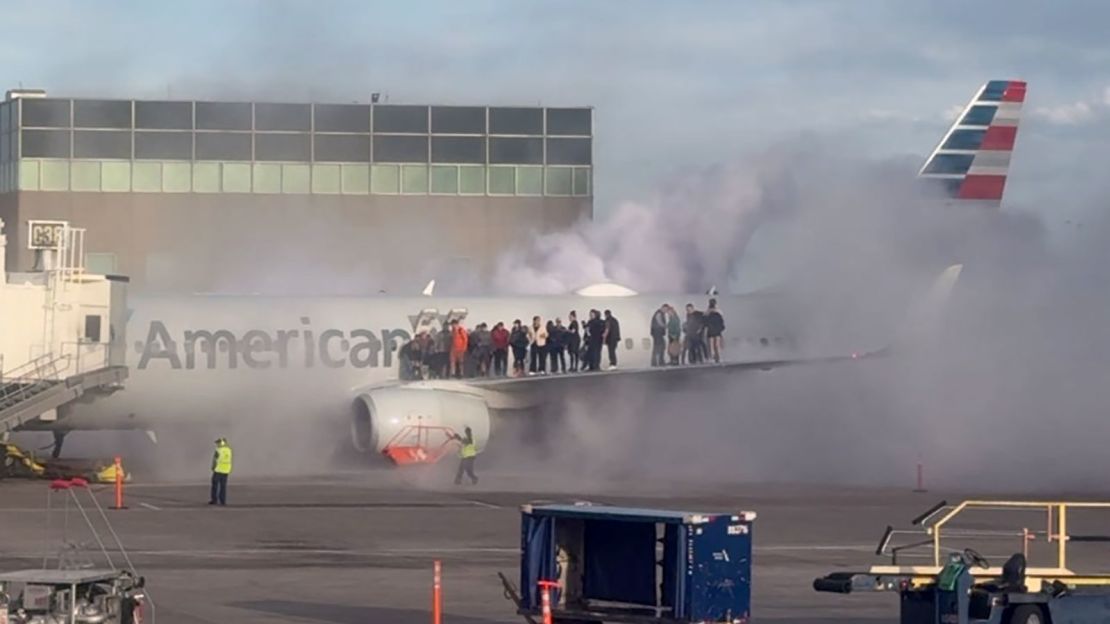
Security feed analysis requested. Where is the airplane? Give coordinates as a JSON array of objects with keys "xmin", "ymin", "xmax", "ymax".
[{"xmin": 21, "ymin": 79, "xmax": 1026, "ymax": 464}]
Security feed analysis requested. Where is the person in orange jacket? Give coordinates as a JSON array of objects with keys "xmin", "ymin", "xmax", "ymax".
[{"xmin": 449, "ymin": 320, "xmax": 469, "ymax": 378}]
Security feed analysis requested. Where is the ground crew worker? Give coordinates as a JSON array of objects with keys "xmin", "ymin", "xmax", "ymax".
[
  {"xmin": 449, "ymin": 426, "xmax": 479, "ymax": 485},
  {"xmin": 209, "ymin": 437, "xmax": 232, "ymax": 506}
]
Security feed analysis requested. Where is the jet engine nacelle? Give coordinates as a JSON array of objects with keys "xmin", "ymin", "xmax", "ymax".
[{"xmin": 350, "ymin": 387, "xmax": 491, "ymax": 455}]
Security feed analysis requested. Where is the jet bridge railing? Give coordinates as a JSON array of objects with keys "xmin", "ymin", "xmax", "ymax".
[{"xmin": 877, "ymin": 500, "xmax": 1110, "ymax": 580}]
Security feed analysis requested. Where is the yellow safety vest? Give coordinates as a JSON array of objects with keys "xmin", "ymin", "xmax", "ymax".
[
  {"xmin": 459, "ymin": 442, "xmax": 477, "ymax": 459},
  {"xmin": 213, "ymin": 445, "xmax": 233, "ymax": 474}
]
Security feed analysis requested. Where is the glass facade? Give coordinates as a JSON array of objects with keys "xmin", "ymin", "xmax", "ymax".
[{"xmin": 0, "ymin": 97, "xmax": 593, "ymax": 197}]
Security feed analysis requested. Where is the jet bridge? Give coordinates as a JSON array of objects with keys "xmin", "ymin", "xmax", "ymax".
[{"xmin": 0, "ymin": 219, "xmax": 128, "ymax": 440}]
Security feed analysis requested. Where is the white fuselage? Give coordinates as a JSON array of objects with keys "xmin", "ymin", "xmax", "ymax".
[{"xmin": 54, "ymin": 292, "xmax": 801, "ymax": 431}]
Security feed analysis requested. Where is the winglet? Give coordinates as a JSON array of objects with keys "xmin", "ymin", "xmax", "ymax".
[
  {"xmin": 889, "ymin": 264, "xmax": 963, "ymax": 353},
  {"xmin": 422, "ymin": 279, "xmax": 436, "ymax": 297}
]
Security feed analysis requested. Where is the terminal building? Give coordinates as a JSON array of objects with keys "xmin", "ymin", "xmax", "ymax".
[{"xmin": 0, "ymin": 90, "xmax": 593, "ymax": 293}]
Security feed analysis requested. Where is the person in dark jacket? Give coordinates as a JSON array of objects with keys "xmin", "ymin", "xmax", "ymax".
[
  {"xmin": 584, "ymin": 309, "xmax": 606, "ymax": 371},
  {"xmin": 705, "ymin": 298, "xmax": 725, "ymax": 363},
  {"xmin": 509, "ymin": 319, "xmax": 529, "ymax": 376},
  {"xmin": 491, "ymin": 322, "xmax": 510, "ymax": 376},
  {"xmin": 565, "ymin": 311, "xmax": 581, "ymax": 372},
  {"xmin": 549, "ymin": 318, "xmax": 567, "ymax": 373},
  {"xmin": 650, "ymin": 305, "xmax": 667, "ymax": 367},
  {"xmin": 684, "ymin": 303, "xmax": 706, "ymax": 364},
  {"xmin": 603, "ymin": 310, "xmax": 621, "ymax": 369}
]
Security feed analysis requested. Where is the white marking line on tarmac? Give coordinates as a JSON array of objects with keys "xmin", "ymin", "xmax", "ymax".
[
  {"xmin": 468, "ymin": 499, "xmax": 501, "ymax": 509},
  {"xmin": 138, "ymin": 502, "xmax": 162, "ymax": 511}
]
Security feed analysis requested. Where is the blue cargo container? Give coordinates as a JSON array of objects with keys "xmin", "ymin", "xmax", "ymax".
[{"xmin": 515, "ymin": 504, "xmax": 756, "ymax": 624}]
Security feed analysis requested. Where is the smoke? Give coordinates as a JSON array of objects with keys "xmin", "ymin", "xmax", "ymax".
[
  {"xmin": 479, "ymin": 136, "xmax": 1110, "ymax": 493},
  {"xmin": 484, "ymin": 142, "xmax": 816, "ymax": 295}
]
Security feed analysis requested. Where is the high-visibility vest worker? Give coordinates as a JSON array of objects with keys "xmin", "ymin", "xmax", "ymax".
[
  {"xmin": 213, "ymin": 439, "xmax": 233, "ymax": 475},
  {"xmin": 459, "ymin": 440, "xmax": 478, "ymax": 459}
]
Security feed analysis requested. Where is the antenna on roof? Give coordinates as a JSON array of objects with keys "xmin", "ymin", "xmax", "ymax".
[{"xmin": 422, "ymin": 280, "xmax": 436, "ymax": 297}]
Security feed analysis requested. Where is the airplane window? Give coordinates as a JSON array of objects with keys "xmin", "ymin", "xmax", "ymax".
[
  {"xmin": 624, "ymin": 338, "xmax": 633, "ymax": 350},
  {"xmin": 760, "ymin": 338, "xmax": 769, "ymax": 347}
]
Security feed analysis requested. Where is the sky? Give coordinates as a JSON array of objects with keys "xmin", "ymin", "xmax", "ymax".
[{"xmin": 1, "ymin": 0, "xmax": 1107, "ymax": 241}]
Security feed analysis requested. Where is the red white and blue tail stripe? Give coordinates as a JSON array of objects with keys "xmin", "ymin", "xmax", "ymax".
[{"xmin": 919, "ymin": 80, "xmax": 1026, "ymax": 206}]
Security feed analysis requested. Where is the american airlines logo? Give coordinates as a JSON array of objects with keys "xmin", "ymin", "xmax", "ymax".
[{"xmin": 136, "ymin": 318, "xmax": 414, "ymax": 370}]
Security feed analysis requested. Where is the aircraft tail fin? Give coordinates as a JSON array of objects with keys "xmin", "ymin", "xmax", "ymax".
[{"xmin": 918, "ymin": 80, "xmax": 1026, "ymax": 207}]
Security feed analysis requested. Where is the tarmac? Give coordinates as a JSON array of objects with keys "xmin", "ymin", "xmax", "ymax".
[{"xmin": 0, "ymin": 466, "xmax": 991, "ymax": 624}]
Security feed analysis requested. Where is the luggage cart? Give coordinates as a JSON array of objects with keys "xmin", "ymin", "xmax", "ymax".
[{"xmin": 501, "ymin": 503, "xmax": 756, "ymax": 624}]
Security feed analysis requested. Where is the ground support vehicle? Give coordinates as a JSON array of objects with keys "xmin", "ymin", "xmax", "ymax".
[
  {"xmin": 0, "ymin": 569, "xmax": 146, "ymax": 624},
  {"xmin": 814, "ymin": 499, "xmax": 1110, "ymax": 624},
  {"xmin": 501, "ymin": 503, "xmax": 756, "ymax": 624},
  {"xmin": 2, "ymin": 443, "xmax": 126, "ymax": 483}
]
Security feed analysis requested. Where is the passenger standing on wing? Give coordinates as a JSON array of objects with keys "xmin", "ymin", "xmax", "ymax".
[
  {"xmin": 530, "ymin": 316, "xmax": 548, "ymax": 375},
  {"xmin": 491, "ymin": 322, "xmax": 510, "ymax": 376},
  {"xmin": 209, "ymin": 438, "xmax": 232, "ymax": 506},
  {"xmin": 603, "ymin": 310, "xmax": 621, "ymax": 370},
  {"xmin": 684, "ymin": 304, "xmax": 706, "ymax": 364},
  {"xmin": 585, "ymin": 309, "xmax": 606, "ymax": 371},
  {"xmin": 705, "ymin": 298, "xmax": 725, "ymax": 364},
  {"xmin": 510, "ymin": 319, "xmax": 529, "ymax": 376},
  {"xmin": 434, "ymin": 324, "xmax": 452, "ymax": 379},
  {"xmin": 549, "ymin": 318, "xmax": 567, "ymax": 373},
  {"xmin": 473, "ymin": 322, "xmax": 493, "ymax": 377},
  {"xmin": 450, "ymin": 320, "xmax": 469, "ymax": 379},
  {"xmin": 666, "ymin": 305, "xmax": 682, "ymax": 365},
  {"xmin": 566, "ymin": 311, "xmax": 581, "ymax": 372},
  {"xmin": 449, "ymin": 426, "xmax": 479, "ymax": 485},
  {"xmin": 650, "ymin": 305, "xmax": 667, "ymax": 367}
]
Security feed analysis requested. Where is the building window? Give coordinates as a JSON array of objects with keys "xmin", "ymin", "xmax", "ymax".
[
  {"xmin": 545, "ymin": 166, "xmax": 573, "ymax": 195},
  {"xmin": 255, "ymin": 133, "xmax": 311, "ymax": 161},
  {"xmin": 21, "ymin": 99, "xmax": 71, "ymax": 128},
  {"xmin": 135, "ymin": 101, "xmax": 192, "ymax": 130},
  {"xmin": 373, "ymin": 135, "xmax": 428, "ymax": 163},
  {"xmin": 314, "ymin": 104, "xmax": 371, "ymax": 132},
  {"xmin": 489, "ymin": 137, "xmax": 542, "ymax": 164},
  {"xmin": 488, "ymin": 166, "xmax": 514, "ymax": 194},
  {"xmin": 459, "ymin": 165, "xmax": 485, "ymax": 194},
  {"xmin": 341, "ymin": 164, "xmax": 370, "ymax": 194},
  {"xmin": 281, "ymin": 163, "xmax": 310, "ymax": 193},
  {"xmin": 222, "ymin": 162, "xmax": 251, "ymax": 193},
  {"xmin": 254, "ymin": 102, "xmax": 310, "ymax": 131},
  {"xmin": 573, "ymin": 167, "xmax": 591, "ymax": 196},
  {"xmin": 135, "ymin": 131, "xmax": 192, "ymax": 160},
  {"xmin": 312, "ymin": 164, "xmax": 341, "ymax": 194},
  {"xmin": 85, "ymin": 252, "xmax": 118, "ymax": 275},
  {"xmin": 373, "ymin": 105, "xmax": 428, "ymax": 133},
  {"xmin": 253, "ymin": 162, "xmax": 281, "ymax": 193},
  {"xmin": 73, "ymin": 100, "xmax": 131, "ymax": 129},
  {"xmin": 489, "ymin": 107, "xmax": 543, "ymax": 135},
  {"xmin": 517, "ymin": 166, "xmax": 542, "ymax": 195},
  {"xmin": 371, "ymin": 164, "xmax": 399, "ymax": 194},
  {"xmin": 74, "ymin": 130, "xmax": 132, "ymax": 159},
  {"xmin": 546, "ymin": 138, "xmax": 591, "ymax": 165},
  {"xmin": 546, "ymin": 108, "xmax": 591, "ymax": 136},
  {"xmin": 195, "ymin": 102, "xmax": 252, "ymax": 131},
  {"xmin": 22, "ymin": 129, "xmax": 71, "ymax": 158},
  {"xmin": 314, "ymin": 134, "xmax": 370, "ymax": 162},
  {"xmin": 195, "ymin": 132, "xmax": 252, "ymax": 161},
  {"xmin": 402, "ymin": 164, "xmax": 428, "ymax": 194},
  {"xmin": 431, "ymin": 106, "xmax": 485, "ymax": 134},
  {"xmin": 430, "ymin": 165, "xmax": 458, "ymax": 194},
  {"xmin": 431, "ymin": 136, "xmax": 485, "ymax": 163},
  {"xmin": 84, "ymin": 315, "xmax": 103, "ymax": 342}
]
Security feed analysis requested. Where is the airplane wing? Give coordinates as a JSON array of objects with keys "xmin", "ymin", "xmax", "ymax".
[{"xmin": 454, "ymin": 263, "xmax": 962, "ymax": 394}]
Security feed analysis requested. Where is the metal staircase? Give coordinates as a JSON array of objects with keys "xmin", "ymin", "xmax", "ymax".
[{"xmin": 0, "ymin": 354, "xmax": 127, "ymax": 435}]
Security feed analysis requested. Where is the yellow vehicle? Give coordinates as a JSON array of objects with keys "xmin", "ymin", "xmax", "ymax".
[{"xmin": 2, "ymin": 443, "xmax": 127, "ymax": 483}]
